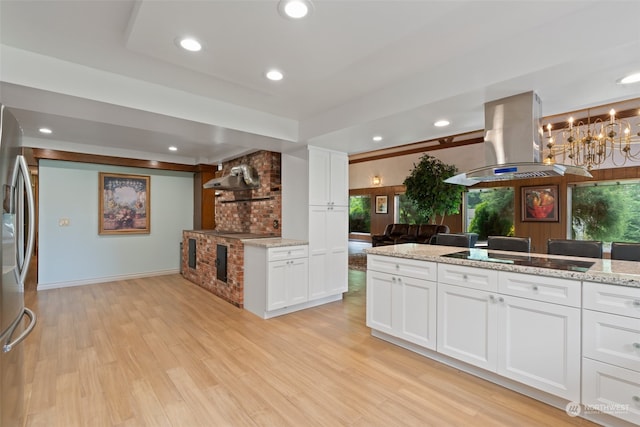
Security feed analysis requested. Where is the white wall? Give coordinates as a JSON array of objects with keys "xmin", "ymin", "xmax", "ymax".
[
  {"xmin": 349, "ymin": 143, "xmax": 485, "ymax": 189},
  {"xmin": 38, "ymin": 160, "xmax": 194, "ymax": 289}
]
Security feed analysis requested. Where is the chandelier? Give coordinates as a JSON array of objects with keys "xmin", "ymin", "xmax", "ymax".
[{"xmin": 545, "ymin": 108, "xmax": 640, "ymax": 170}]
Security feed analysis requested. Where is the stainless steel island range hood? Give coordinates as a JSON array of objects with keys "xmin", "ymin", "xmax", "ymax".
[
  {"xmin": 203, "ymin": 164, "xmax": 260, "ymax": 191},
  {"xmin": 445, "ymin": 91, "xmax": 592, "ymax": 186}
]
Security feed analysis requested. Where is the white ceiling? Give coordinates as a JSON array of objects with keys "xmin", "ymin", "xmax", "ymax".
[{"xmin": 1, "ymin": 0, "xmax": 639, "ymax": 165}]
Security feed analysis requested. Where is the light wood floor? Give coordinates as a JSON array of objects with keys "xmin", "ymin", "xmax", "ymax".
[{"xmin": 22, "ymin": 270, "xmax": 597, "ymax": 426}]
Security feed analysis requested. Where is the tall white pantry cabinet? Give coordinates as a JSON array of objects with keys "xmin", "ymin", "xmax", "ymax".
[{"xmin": 282, "ymin": 146, "xmax": 349, "ymax": 300}]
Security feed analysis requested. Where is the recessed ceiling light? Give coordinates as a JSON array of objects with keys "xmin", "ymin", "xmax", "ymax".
[
  {"xmin": 618, "ymin": 72, "xmax": 640, "ymax": 85},
  {"xmin": 266, "ymin": 69, "xmax": 284, "ymax": 81},
  {"xmin": 178, "ymin": 37, "xmax": 202, "ymax": 52},
  {"xmin": 169, "ymin": 146, "xmax": 178, "ymax": 152},
  {"xmin": 372, "ymin": 135, "xmax": 383, "ymax": 142},
  {"xmin": 434, "ymin": 120, "xmax": 450, "ymax": 127},
  {"xmin": 39, "ymin": 127, "xmax": 52, "ymax": 134},
  {"xmin": 278, "ymin": 0, "xmax": 313, "ymax": 19}
]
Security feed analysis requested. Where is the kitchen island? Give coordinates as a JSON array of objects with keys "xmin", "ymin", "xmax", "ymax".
[{"xmin": 365, "ymin": 244, "xmax": 640, "ymax": 427}]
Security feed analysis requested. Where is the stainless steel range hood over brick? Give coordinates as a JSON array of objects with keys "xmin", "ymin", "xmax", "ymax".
[
  {"xmin": 446, "ymin": 91, "xmax": 592, "ymax": 186},
  {"xmin": 203, "ymin": 164, "xmax": 260, "ymax": 191}
]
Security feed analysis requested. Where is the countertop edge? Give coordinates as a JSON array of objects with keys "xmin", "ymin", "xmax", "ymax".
[{"xmin": 242, "ymin": 238, "xmax": 309, "ymax": 248}]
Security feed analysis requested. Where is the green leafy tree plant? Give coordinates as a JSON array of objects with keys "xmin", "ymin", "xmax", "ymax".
[{"xmin": 403, "ymin": 154, "xmax": 464, "ymax": 224}]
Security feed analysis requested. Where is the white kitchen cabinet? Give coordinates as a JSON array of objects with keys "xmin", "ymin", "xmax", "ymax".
[
  {"xmin": 267, "ymin": 256, "xmax": 309, "ymax": 311},
  {"xmin": 582, "ymin": 282, "xmax": 640, "ymax": 425},
  {"xmin": 282, "ymin": 146, "xmax": 349, "ymax": 305},
  {"xmin": 244, "ymin": 245, "xmax": 309, "ymax": 318},
  {"xmin": 437, "ymin": 283, "xmax": 497, "ymax": 370},
  {"xmin": 367, "ymin": 256, "xmax": 437, "ymax": 349},
  {"xmin": 582, "ymin": 358, "xmax": 640, "ymax": 425},
  {"xmin": 308, "ymin": 147, "xmax": 348, "ymax": 207},
  {"xmin": 437, "ymin": 266, "xmax": 581, "ymax": 400},
  {"xmin": 497, "ymin": 294, "xmax": 580, "ymax": 401},
  {"xmin": 308, "ymin": 205, "xmax": 348, "ymax": 300}
]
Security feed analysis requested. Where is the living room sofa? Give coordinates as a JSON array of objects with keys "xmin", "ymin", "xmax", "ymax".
[{"xmin": 371, "ymin": 223, "xmax": 450, "ymax": 247}]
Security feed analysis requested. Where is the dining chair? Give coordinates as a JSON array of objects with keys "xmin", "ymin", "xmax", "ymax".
[
  {"xmin": 487, "ymin": 236, "xmax": 531, "ymax": 253},
  {"xmin": 431, "ymin": 233, "xmax": 474, "ymax": 248},
  {"xmin": 547, "ymin": 239, "xmax": 603, "ymax": 258},
  {"xmin": 610, "ymin": 242, "xmax": 640, "ymax": 261}
]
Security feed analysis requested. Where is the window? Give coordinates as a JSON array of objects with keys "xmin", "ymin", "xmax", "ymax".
[
  {"xmin": 349, "ymin": 195, "xmax": 371, "ymax": 233},
  {"xmin": 569, "ymin": 179, "xmax": 640, "ymax": 245},
  {"xmin": 465, "ymin": 187, "xmax": 514, "ymax": 240},
  {"xmin": 395, "ymin": 193, "xmax": 430, "ymax": 224}
]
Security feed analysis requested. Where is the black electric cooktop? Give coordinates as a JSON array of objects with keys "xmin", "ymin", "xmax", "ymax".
[{"xmin": 442, "ymin": 249, "xmax": 595, "ymax": 272}]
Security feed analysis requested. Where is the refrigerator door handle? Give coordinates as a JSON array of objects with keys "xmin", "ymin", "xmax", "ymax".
[
  {"xmin": 11, "ymin": 155, "xmax": 35, "ymax": 284},
  {"xmin": 2, "ymin": 307, "xmax": 36, "ymax": 353}
]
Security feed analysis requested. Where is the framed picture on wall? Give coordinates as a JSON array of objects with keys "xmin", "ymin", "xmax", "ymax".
[
  {"xmin": 375, "ymin": 195, "xmax": 388, "ymax": 214},
  {"xmin": 521, "ymin": 185, "xmax": 559, "ymax": 222},
  {"xmin": 99, "ymin": 172, "xmax": 150, "ymax": 234}
]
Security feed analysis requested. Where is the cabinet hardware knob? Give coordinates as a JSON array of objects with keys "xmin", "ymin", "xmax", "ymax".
[
  {"xmin": 633, "ymin": 395, "xmax": 640, "ymax": 403},
  {"xmin": 396, "ymin": 264, "xmax": 399, "ymax": 269},
  {"xmin": 633, "ymin": 300, "xmax": 640, "ymax": 307},
  {"xmin": 633, "ymin": 343, "xmax": 640, "ymax": 349},
  {"xmin": 489, "ymin": 295, "xmax": 495, "ymax": 302},
  {"xmin": 498, "ymin": 297, "xmax": 504, "ymax": 303},
  {"xmin": 392, "ymin": 277, "xmax": 396, "ymax": 282},
  {"xmin": 462, "ymin": 274, "xmax": 468, "ymax": 280},
  {"xmin": 532, "ymin": 285, "xmax": 538, "ymax": 291}
]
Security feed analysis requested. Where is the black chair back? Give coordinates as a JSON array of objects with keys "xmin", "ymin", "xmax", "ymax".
[
  {"xmin": 487, "ymin": 236, "xmax": 531, "ymax": 253},
  {"xmin": 432, "ymin": 233, "xmax": 473, "ymax": 248},
  {"xmin": 611, "ymin": 242, "xmax": 640, "ymax": 261},
  {"xmin": 547, "ymin": 239, "xmax": 603, "ymax": 258}
]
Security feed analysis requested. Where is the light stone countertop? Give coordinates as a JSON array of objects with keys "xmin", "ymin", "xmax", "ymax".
[
  {"xmin": 366, "ymin": 243, "xmax": 640, "ymax": 288},
  {"xmin": 242, "ymin": 238, "xmax": 309, "ymax": 248}
]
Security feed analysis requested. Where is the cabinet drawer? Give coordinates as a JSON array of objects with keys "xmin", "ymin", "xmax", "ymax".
[
  {"xmin": 583, "ymin": 310, "xmax": 640, "ymax": 372},
  {"xmin": 267, "ymin": 245, "xmax": 309, "ymax": 261},
  {"xmin": 367, "ymin": 255, "xmax": 436, "ymax": 281},
  {"xmin": 437, "ymin": 263, "xmax": 498, "ymax": 292},
  {"xmin": 583, "ymin": 282, "xmax": 640, "ymax": 319},
  {"xmin": 582, "ymin": 358, "xmax": 640, "ymax": 425},
  {"xmin": 498, "ymin": 271, "xmax": 581, "ymax": 307}
]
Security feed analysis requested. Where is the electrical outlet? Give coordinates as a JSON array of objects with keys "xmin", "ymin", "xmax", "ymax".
[{"xmin": 58, "ymin": 217, "xmax": 70, "ymax": 227}]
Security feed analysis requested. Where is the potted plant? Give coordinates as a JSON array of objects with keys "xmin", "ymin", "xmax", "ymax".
[{"xmin": 403, "ymin": 154, "xmax": 464, "ymax": 224}]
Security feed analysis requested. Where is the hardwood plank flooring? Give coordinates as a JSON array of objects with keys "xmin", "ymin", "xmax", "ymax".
[{"xmin": 22, "ymin": 270, "xmax": 597, "ymax": 426}]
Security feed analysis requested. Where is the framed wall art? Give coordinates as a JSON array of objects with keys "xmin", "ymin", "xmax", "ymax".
[
  {"xmin": 521, "ymin": 185, "xmax": 558, "ymax": 222},
  {"xmin": 99, "ymin": 172, "xmax": 150, "ymax": 234},
  {"xmin": 375, "ymin": 195, "xmax": 388, "ymax": 214}
]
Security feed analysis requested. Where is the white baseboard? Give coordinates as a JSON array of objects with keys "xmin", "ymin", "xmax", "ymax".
[{"xmin": 36, "ymin": 269, "xmax": 179, "ymax": 290}]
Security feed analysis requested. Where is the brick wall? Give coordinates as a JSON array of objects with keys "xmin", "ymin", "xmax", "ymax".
[
  {"xmin": 214, "ymin": 151, "xmax": 282, "ymax": 235},
  {"xmin": 181, "ymin": 231, "xmax": 245, "ymax": 307}
]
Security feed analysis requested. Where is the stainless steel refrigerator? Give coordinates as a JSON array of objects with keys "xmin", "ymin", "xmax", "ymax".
[{"xmin": 0, "ymin": 104, "xmax": 37, "ymax": 426}]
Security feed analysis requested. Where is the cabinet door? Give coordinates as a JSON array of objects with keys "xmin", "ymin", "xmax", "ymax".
[
  {"xmin": 583, "ymin": 310, "xmax": 640, "ymax": 371},
  {"xmin": 308, "ymin": 206, "xmax": 347, "ymax": 299},
  {"xmin": 398, "ymin": 276, "xmax": 437, "ymax": 350},
  {"xmin": 497, "ymin": 295, "xmax": 581, "ymax": 401},
  {"xmin": 437, "ymin": 284, "xmax": 497, "ymax": 371},
  {"xmin": 366, "ymin": 271, "xmax": 394, "ymax": 335},
  {"xmin": 326, "ymin": 206, "xmax": 348, "ymax": 295},
  {"xmin": 329, "ymin": 151, "xmax": 348, "ymax": 206},
  {"xmin": 287, "ymin": 257, "xmax": 309, "ymax": 306},
  {"xmin": 308, "ymin": 148, "xmax": 331, "ymax": 206},
  {"xmin": 583, "ymin": 358, "xmax": 640, "ymax": 425},
  {"xmin": 267, "ymin": 260, "xmax": 288, "ymax": 310},
  {"xmin": 308, "ymin": 206, "xmax": 329, "ymax": 300}
]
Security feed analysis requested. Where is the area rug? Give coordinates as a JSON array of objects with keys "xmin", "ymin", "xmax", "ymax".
[{"xmin": 348, "ymin": 253, "xmax": 367, "ymax": 271}]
